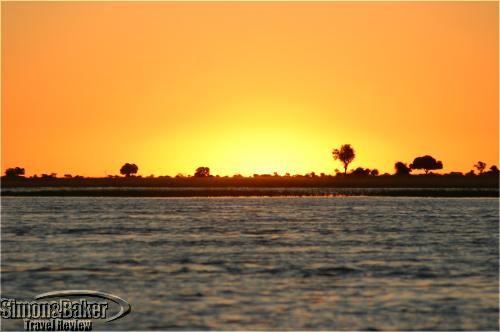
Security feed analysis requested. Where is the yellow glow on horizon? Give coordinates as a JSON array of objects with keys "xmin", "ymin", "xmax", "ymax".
[{"xmin": 2, "ymin": 2, "xmax": 498, "ymax": 177}]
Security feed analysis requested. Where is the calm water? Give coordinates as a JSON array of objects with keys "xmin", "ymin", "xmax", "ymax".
[{"xmin": 1, "ymin": 196, "xmax": 498, "ymax": 330}]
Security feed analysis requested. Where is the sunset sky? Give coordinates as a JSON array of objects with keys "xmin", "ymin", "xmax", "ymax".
[{"xmin": 2, "ymin": 2, "xmax": 498, "ymax": 177}]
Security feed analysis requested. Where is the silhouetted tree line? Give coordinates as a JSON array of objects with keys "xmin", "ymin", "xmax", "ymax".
[
  {"xmin": 4, "ymin": 146, "xmax": 499, "ymax": 179},
  {"xmin": 393, "ymin": 157, "xmax": 498, "ymax": 177}
]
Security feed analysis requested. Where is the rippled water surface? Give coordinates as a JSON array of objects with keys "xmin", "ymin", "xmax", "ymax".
[{"xmin": 1, "ymin": 197, "xmax": 498, "ymax": 330}]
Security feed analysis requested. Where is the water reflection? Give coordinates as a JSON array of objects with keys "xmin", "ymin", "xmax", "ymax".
[{"xmin": 1, "ymin": 197, "xmax": 498, "ymax": 330}]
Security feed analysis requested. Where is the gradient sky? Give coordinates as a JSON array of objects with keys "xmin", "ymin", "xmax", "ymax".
[{"xmin": 2, "ymin": 1, "xmax": 498, "ymax": 176}]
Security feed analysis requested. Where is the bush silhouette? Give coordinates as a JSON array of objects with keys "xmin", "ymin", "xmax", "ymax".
[
  {"xmin": 194, "ymin": 167, "xmax": 210, "ymax": 177},
  {"xmin": 488, "ymin": 165, "xmax": 499, "ymax": 174},
  {"xmin": 350, "ymin": 167, "xmax": 371, "ymax": 176},
  {"xmin": 410, "ymin": 155, "xmax": 443, "ymax": 174},
  {"xmin": 5, "ymin": 167, "xmax": 25, "ymax": 177},
  {"xmin": 474, "ymin": 161, "xmax": 487, "ymax": 174},
  {"xmin": 394, "ymin": 162, "xmax": 411, "ymax": 176},
  {"xmin": 120, "ymin": 163, "xmax": 138, "ymax": 177},
  {"xmin": 332, "ymin": 144, "xmax": 355, "ymax": 174}
]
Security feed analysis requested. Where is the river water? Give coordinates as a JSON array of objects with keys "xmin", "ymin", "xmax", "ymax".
[{"xmin": 1, "ymin": 196, "xmax": 498, "ymax": 330}]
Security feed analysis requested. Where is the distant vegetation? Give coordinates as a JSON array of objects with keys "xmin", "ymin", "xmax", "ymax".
[
  {"xmin": 4, "ymin": 167, "xmax": 25, "ymax": 178},
  {"xmin": 194, "ymin": 167, "xmax": 210, "ymax": 177},
  {"xmin": 332, "ymin": 144, "xmax": 355, "ymax": 174},
  {"xmin": 474, "ymin": 161, "xmax": 487, "ymax": 174},
  {"xmin": 394, "ymin": 162, "xmax": 411, "ymax": 176},
  {"xmin": 410, "ymin": 155, "xmax": 443, "ymax": 174},
  {"xmin": 120, "ymin": 163, "xmax": 139, "ymax": 177},
  {"xmin": 3, "ymin": 145, "xmax": 499, "ymax": 180}
]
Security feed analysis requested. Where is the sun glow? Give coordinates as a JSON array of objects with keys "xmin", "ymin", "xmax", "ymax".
[
  {"xmin": 142, "ymin": 99, "xmax": 336, "ymax": 176},
  {"xmin": 2, "ymin": 2, "xmax": 498, "ymax": 177}
]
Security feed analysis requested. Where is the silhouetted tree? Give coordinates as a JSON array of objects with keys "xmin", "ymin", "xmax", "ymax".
[
  {"xmin": 474, "ymin": 161, "xmax": 487, "ymax": 174},
  {"xmin": 5, "ymin": 167, "xmax": 25, "ymax": 178},
  {"xmin": 394, "ymin": 162, "xmax": 411, "ymax": 176},
  {"xmin": 120, "ymin": 163, "xmax": 138, "ymax": 177},
  {"xmin": 332, "ymin": 144, "xmax": 355, "ymax": 174},
  {"xmin": 194, "ymin": 167, "xmax": 210, "ymax": 177},
  {"xmin": 410, "ymin": 155, "xmax": 443, "ymax": 174},
  {"xmin": 370, "ymin": 169, "xmax": 379, "ymax": 176}
]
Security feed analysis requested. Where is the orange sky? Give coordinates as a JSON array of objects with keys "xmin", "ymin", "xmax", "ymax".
[{"xmin": 2, "ymin": 2, "xmax": 498, "ymax": 177}]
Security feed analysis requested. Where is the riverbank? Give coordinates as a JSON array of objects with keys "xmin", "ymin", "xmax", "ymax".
[
  {"xmin": 2, "ymin": 174, "xmax": 499, "ymax": 188},
  {"xmin": 2, "ymin": 187, "xmax": 498, "ymax": 197},
  {"xmin": 2, "ymin": 175, "xmax": 498, "ymax": 197}
]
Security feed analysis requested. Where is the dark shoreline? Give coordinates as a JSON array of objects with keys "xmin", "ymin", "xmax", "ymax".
[
  {"xmin": 2, "ymin": 187, "xmax": 498, "ymax": 198},
  {"xmin": 2, "ymin": 174, "xmax": 499, "ymax": 188},
  {"xmin": 2, "ymin": 175, "xmax": 498, "ymax": 197}
]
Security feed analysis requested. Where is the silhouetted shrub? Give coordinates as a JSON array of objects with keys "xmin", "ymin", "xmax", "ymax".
[
  {"xmin": 5, "ymin": 167, "xmax": 25, "ymax": 178},
  {"xmin": 194, "ymin": 167, "xmax": 210, "ymax": 177},
  {"xmin": 394, "ymin": 162, "xmax": 411, "ymax": 176},
  {"xmin": 350, "ymin": 167, "xmax": 371, "ymax": 176},
  {"xmin": 487, "ymin": 165, "xmax": 499, "ymax": 175},
  {"xmin": 474, "ymin": 161, "xmax": 487, "ymax": 174}
]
